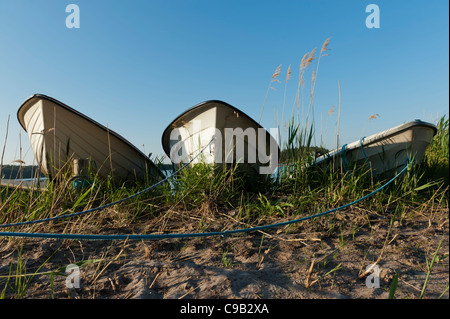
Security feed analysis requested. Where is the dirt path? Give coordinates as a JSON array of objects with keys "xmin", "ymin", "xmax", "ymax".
[{"xmin": 0, "ymin": 206, "xmax": 448, "ymax": 300}]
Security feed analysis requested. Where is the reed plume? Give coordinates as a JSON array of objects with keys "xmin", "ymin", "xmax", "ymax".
[
  {"xmin": 361, "ymin": 114, "xmax": 381, "ymax": 138},
  {"xmin": 260, "ymin": 64, "xmax": 282, "ymax": 123},
  {"xmin": 294, "ymin": 50, "xmax": 317, "ymax": 124},
  {"xmin": 272, "ymin": 64, "xmax": 281, "ymax": 80},
  {"xmin": 328, "ymin": 105, "xmax": 335, "ymax": 116},
  {"xmin": 281, "ymin": 65, "xmax": 292, "ymax": 142},
  {"xmin": 321, "ymin": 37, "xmax": 330, "ymax": 55},
  {"xmin": 307, "ymin": 48, "xmax": 317, "ymax": 64},
  {"xmin": 310, "ymin": 38, "xmax": 331, "ymax": 146},
  {"xmin": 285, "ymin": 65, "xmax": 292, "ymax": 81},
  {"xmin": 299, "ymin": 53, "xmax": 308, "ymax": 87}
]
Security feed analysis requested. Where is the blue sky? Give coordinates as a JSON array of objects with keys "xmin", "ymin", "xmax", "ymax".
[{"xmin": 0, "ymin": 0, "xmax": 448, "ymax": 165}]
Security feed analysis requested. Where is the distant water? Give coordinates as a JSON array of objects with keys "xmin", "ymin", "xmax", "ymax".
[{"xmin": 0, "ymin": 177, "xmax": 48, "ymax": 189}]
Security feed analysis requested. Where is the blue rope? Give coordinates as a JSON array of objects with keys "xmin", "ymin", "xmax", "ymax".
[
  {"xmin": 0, "ymin": 137, "xmax": 216, "ymax": 229},
  {"xmin": 359, "ymin": 136, "xmax": 380, "ymax": 182},
  {"xmin": 340, "ymin": 144, "xmax": 349, "ymax": 171},
  {"xmin": 0, "ymin": 160, "xmax": 412, "ymax": 240}
]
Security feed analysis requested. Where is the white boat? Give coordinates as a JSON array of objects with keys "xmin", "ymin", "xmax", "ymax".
[
  {"xmin": 314, "ymin": 120, "xmax": 437, "ymax": 177},
  {"xmin": 17, "ymin": 94, "xmax": 164, "ymax": 184},
  {"xmin": 161, "ymin": 100, "xmax": 280, "ymax": 185}
]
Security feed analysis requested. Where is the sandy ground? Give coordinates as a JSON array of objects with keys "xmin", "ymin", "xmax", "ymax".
[{"xmin": 0, "ymin": 206, "xmax": 448, "ymax": 302}]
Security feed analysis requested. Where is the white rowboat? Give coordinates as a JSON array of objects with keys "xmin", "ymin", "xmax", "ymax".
[
  {"xmin": 161, "ymin": 100, "xmax": 280, "ymax": 184},
  {"xmin": 17, "ymin": 94, "xmax": 163, "ymax": 183},
  {"xmin": 314, "ymin": 120, "xmax": 437, "ymax": 177}
]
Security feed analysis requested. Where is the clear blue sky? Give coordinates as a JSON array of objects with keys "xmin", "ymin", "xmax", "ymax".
[{"xmin": 0, "ymin": 0, "xmax": 448, "ymax": 165}]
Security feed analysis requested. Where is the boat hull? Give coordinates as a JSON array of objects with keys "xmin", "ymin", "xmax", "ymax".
[
  {"xmin": 17, "ymin": 94, "xmax": 163, "ymax": 183},
  {"xmin": 314, "ymin": 120, "xmax": 437, "ymax": 177},
  {"xmin": 161, "ymin": 100, "xmax": 280, "ymax": 185}
]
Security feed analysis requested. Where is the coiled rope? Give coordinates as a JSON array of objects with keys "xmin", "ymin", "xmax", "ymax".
[{"xmin": 0, "ymin": 154, "xmax": 412, "ymax": 240}]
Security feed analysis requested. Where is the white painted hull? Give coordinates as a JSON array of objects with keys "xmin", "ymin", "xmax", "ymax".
[
  {"xmin": 161, "ymin": 100, "xmax": 280, "ymax": 180},
  {"xmin": 314, "ymin": 120, "xmax": 437, "ymax": 176},
  {"xmin": 17, "ymin": 94, "xmax": 163, "ymax": 183}
]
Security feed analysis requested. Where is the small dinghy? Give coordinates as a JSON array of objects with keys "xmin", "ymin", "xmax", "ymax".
[
  {"xmin": 161, "ymin": 100, "xmax": 280, "ymax": 186},
  {"xmin": 314, "ymin": 120, "xmax": 437, "ymax": 177},
  {"xmin": 17, "ymin": 94, "xmax": 164, "ymax": 184}
]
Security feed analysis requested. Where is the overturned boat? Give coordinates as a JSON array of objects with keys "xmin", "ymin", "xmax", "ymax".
[
  {"xmin": 161, "ymin": 100, "xmax": 280, "ymax": 185},
  {"xmin": 17, "ymin": 94, "xmax": 164, "ymax": 183},
  {"xmin": 314, "ymin": 120, "xmax": 437, "ymax": 177}
]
